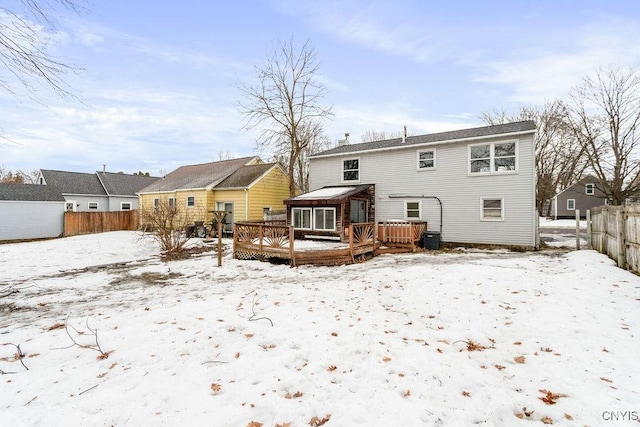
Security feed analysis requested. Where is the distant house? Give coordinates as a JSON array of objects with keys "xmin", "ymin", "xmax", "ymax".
[
  {"xmin": 301, "ymin": 121, "xmax": 538, "ymax": 249},
  {"xmin": 36, "ymin": 169, "xmax": 160, "ymax": 212},
  {"xmin": 551, "ymin": 176, "xmax": 608, "ymax": 219},
  {"xmin": 0, "ymin": 183, "xmax": 65, "ymax": 242},
  {"xmin": 137, "ymin": 156, "xmax": 291, "ymax": 233}
]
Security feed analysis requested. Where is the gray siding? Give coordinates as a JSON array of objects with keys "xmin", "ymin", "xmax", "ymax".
[
  {"xmin": 107, "ymin": 196, "xmax": 139, "ymax": 211},
  {"xmin": 0, "ymin": 201, "xmax": 64, "ymax": 241},
  {"xmin": 310, "ymin": 133, "xmax": 537, "ymax": 247},
  {"xmin": 63, "ymin": 195, "xmax": 110, "ymax": 212},
  {"xmin": 553, "ymin": 181, "xmax": 607, "ymax": 219}
]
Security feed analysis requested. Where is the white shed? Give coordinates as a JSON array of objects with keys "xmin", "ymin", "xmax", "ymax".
[{"xmin": 0, "ymin": 183, "xmax": 65, "ymax": 242}]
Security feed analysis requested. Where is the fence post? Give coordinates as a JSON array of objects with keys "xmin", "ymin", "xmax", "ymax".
[
  {"xmin": 599, "ymin": 206, "xmax": 609, "ymax": 256},
  {"xmin": 586, "ymin": 209, "xmax": 591, "ymax": 249},
  {"xmin": 617, "ymin": 208, "xmax": 625, "ymax": 268},
  {"xmin": 575, "ymin": 209, "xmax": 581, "ymax": 250}
]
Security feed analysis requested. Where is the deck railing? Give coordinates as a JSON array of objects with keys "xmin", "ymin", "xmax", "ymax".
[
  {"xmin": 377, "ymin": 221, "xmax": 427, "ymax": 248},
  {"xmin": 234, "ymin": 221, "xmax": 376, "ymax": 266}
]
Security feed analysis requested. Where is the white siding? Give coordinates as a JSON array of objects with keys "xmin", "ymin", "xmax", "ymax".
[
  {"xmin": 310, "ymin": 133, "xmax": 537, "ymax": 247},
  {"xmin": 0, "ymin": 201, "xmax": 64, "ymax": 241}
]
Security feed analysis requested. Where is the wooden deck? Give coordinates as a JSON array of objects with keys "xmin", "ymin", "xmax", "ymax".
[
  {"xmin": 233, "ymin": 222, "xmax": 377, "ymax": 266},
  {"xmin": 377, "ymin": 221, "xmax": 427, "ymax": 250}
]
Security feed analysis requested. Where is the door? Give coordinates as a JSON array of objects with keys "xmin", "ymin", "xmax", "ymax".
[
  {"xmin": 350, "ymin": 199, "xmax": 367, "ymax": 223},
  {"xmin": 216, "ymin": 202, "xmax": 234, "ymax": 234}
]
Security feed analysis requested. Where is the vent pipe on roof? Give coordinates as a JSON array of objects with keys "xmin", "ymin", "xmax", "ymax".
[
  {"xmin": 102, "ymin": 164, "xmax": 106, "ymax": 174},
  {"xmin": 402, "ymin": 125, "xmax": 407, "ymax": 143}
]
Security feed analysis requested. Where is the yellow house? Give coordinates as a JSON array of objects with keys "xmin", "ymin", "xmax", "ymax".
[{"xmin": 137, "ymin": 156, "xmax": 291, "ymax": 232}]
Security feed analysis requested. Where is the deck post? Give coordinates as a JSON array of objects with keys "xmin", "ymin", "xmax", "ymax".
[
  {"xmin": 349, "ymin": 224, "xmax": 355, "ymax": 263},
  {"xmin": 289, "ymin": 225, "xmax": 295, "ymax": 267}
]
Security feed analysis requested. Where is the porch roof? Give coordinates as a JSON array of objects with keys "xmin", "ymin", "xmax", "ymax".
[{"xmin": 285, "ymin": 184, "xmax": 373, "ymax": 206}]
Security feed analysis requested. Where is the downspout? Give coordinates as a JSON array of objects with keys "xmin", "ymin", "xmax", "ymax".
[{"xmin": 387, "ymin": 195, "xmax": 443, "ymax": 235}]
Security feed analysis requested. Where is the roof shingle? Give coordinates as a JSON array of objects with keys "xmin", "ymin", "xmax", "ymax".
[
  {"xmin": 0, "ymin": 183, "xmax": 65, "ymax": 201},
  {"xmin": 312, "ymin": 121, "xmax": 536, "ymax": 158}
]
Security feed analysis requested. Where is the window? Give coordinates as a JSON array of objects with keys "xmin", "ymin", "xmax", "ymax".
[
  {"xmin": 405, "ymin": 201, "xmax": 421, "ymax": 219},
  {"xmin": 350, "ymin": 200, "xmax": 367, "ymax": 223},
  {"xmin": 88, "ymin": 202, "xmax": 99, "ymax": 210},
  {"xmin": 153, "ymin": 198, "xmax": 159, "ymax": 208},
  {"xmin": 121, "ymin": 202, "xmax": 132, "ymax": 211},
  {"xmin": 417, "ymin": 149, "xmax": 436, "ymax": 170},
  {"xmin": 314, "ymin": 208, "xmax": 336, "ymax": 231},
  {"xmin": 585, "ymin": 184, "xmax": 595, "ymax": 195},
  {"xmin": 168, "ymin": 197, "xmax": 176, "ymax": 207},
  {"xmin": 481, "ymin": 198, "xmax": 503, "ymax": 221},
  {"xmin": 292, "ymin": 208, "xmax": 312, "ymax": 230},
  {"xmin": 186, "ymin": 196, "xmax": 195, "ymax": 207},
  {"xmin": 342, "ymin": 158, "xmax": 360, "ymax": 182},
  {"xmin": 567, "ymin": 199, "xmax": 575, "ymax": 210},
  {"xmin": 263, "ymin": 207, "xmax": 271, "ymax": 216},
  {"xmin": 65, "ymin": 202, "xmax": 75, "ymax": 212},
  {"xmin": 469, "ymin": 141, "xmax": 517, "ymax": 174}
]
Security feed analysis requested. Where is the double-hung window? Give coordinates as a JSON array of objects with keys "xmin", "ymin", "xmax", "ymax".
[
  {"xmin": 88, "ymin": 202, "xmax": 99, "ymax": 210},
  {"xmin": 481, "ymin": 198, "xmax": 504, "ymax": 221},
  {"xmin": 314, "ymin": 208, "xmax": 336, "ymax": 231},
  {"xmin": 342, "ymin": 158, "xmax": 360, "ymax": 182},
  {"xmin": 585, "ymin": 184, "xmax": 595, "ymax": 195},
  {"xmin": 417, "ymin": 149, "xmax": 436, "ymax": 170},
  {"xmin": 292, "ymin": 208, "xmax": 312, "ymax": 230},
  {"xmin": 121, "ymin": 202, "xmax": 132, "ymax": 211},
  {"xmin": 405, "ymin": 201, "xmax": 421, "ymax": 219},
  {"xmin": 469, "ymin": 141, "xmax": 517, "ymax": 174},
  {"xmin": 567, "ymin": 199, "xmax": 575, "ymax": 210},
  {"xmin": 186, "ymin": 196, "xmax": 195, "ymax": 207}
]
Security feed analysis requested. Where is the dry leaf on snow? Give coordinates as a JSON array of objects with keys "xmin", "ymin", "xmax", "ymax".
[
  {"xmin": 514, "ymin": 355, "xmax": 526, "ymax": 364},
  {"xmin": 211, "ymin": 383, "xmax": 222, "ymax": 393},
  {"xmin": 309, "ymin": 414, "xmax": 331, "ymax": 426}
]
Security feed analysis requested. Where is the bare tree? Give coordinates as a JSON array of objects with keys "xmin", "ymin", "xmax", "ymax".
[
  {"xmin": 482, "ymin": 101, "xmax": 587, "ymax": 216},
  {"xmin": 140, "ymin": 199, "xmax": 205, "ymax": 256},
  {"xmin": 238, "ymin": 38, "xmax": 333, "ymax": 196},
  {"xmin": 360, "ymin": 127, "xmax": 415, "ymax": 143},
  {"xmin": 0, "ymin": 166, "xmax": 40, "ymax": 183},
  {"xmin": 1, "ymin": 1, "xmax": 85, "ymax": 99},
  {"xmin": 566, "ymin": 65, "xmax": 640, "ymax": 205}
]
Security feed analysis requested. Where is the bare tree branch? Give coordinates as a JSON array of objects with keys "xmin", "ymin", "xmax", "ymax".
[
  {"xmin": 566, "ymin": 65, "xmax": 640, "ymax": 204},
  {"xmin": 237, "ymin": 38, "xmax": 333, "ymax": 196}
]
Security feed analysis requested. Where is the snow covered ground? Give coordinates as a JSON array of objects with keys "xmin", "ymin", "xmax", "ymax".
[{"xmin": 1, "ymin": 231, "xmax": 638, "ymax": 426}]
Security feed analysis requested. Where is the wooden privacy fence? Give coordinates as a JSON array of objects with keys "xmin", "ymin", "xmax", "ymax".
[
  {"xmin": 64, "ymin": 211, "xmax": 139, "ymax": 237},
  {"xmin": 589, "ymin": 205, "xmax": 640, "ymax": 272}
]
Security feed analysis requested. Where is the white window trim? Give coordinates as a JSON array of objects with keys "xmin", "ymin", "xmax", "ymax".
[
  {"xmin": 585, "ymin": 184, "xmax": 595, "ymax": 195},
  {"xmin": 416, "ymin": 148, "xmax": 436, "ymax": 170},
  {"xmin": 88, "ymin": 202, "xmax": 99, "ymax": 210},
  {"xmin": 65, "ymin": 201, "xmax": 77, "ymax": 212},
  {"xmin": 313, "ymin": 207, "xmax": 337, "ymax": 231},
  {"xmin": 292, "ymin": 207, "xmax": 312, "ymax": 230},
  {"xmin": 342, "ymin": 157, "xmax": 361, "ymax": 183},
  {"xmin": 153, "ymin": 198, "xmax": 159, "ymax": 208},
  {"xmin": 480, "ymin": 197, "xmax": 504, "ymax": 221},
  {"xmin": 468, "ymin": 140, "xmax": 518, "ymax": 176},
  {"xmin": 567, "ymin": 199, "xmax": 576, "ymax": 210},
  {"xmin": 186, "ymin": 195, "xmax": 195, "ymax": 208},
  {"xmin": 168, "ymin": 197, "xmax": 176, "ymax": 207},
  {"xmin": 405, "ymin": 200, "xmax": 422, "ymax": 220},
  {"xmin": 120, "ymin": 202, "xmax": 132, "ymax": 211}
]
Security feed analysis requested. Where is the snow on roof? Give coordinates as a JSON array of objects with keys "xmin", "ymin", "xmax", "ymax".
[{"xmin": 292, "ymin": 186, "xmax": 356, "ymax": 200}]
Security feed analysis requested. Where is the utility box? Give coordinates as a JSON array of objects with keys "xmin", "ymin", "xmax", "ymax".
[{"xmin": 422, "ymin": 231, "xmax": 441, "ymax": 250}]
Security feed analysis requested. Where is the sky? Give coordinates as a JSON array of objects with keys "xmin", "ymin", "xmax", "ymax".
[
  {"xmin": 1, "ymin": 0, "xmax": 640, "ymax": 176},
  {"xmin": 1, "ymin": 228, "xmax": 638, "ymax": 425}
]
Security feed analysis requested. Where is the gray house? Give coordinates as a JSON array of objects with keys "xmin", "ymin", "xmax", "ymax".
[
  {"xmin": 0, "ymin": 183, "xmax": 65, "ymax": 241},
  {"xmin": 551, "ymin": 176, "xmax": 608, "ymax": 219},
  {"xmin": 36, "ymin": 170, "xmax": 159, "ymax": 212},
  {"xmin": 306, "ymin": 121, "xmax": 538, "ymax": 249}
]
